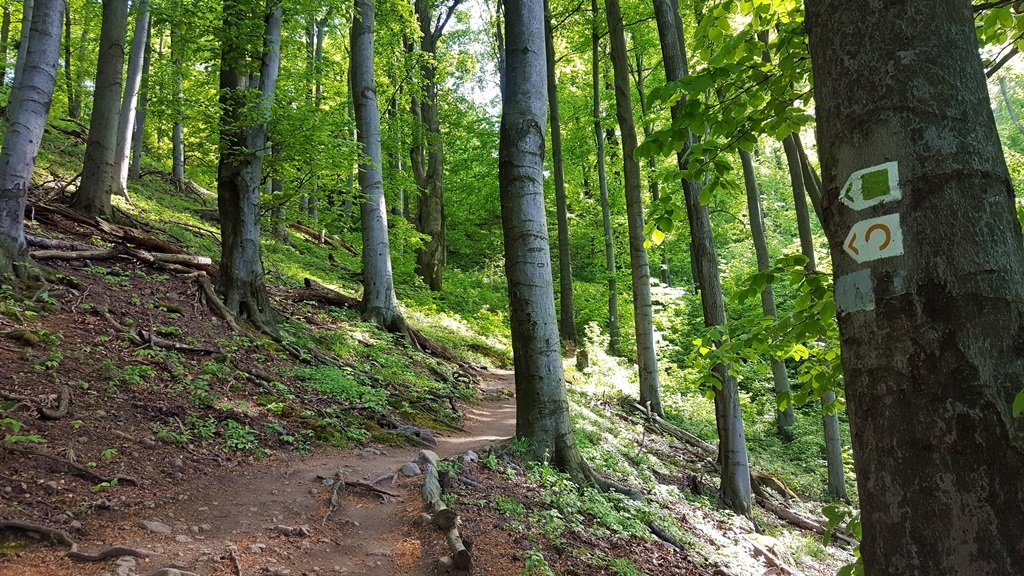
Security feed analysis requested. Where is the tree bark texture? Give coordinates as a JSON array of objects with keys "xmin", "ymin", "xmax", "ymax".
[
  {"xmin": 591, "ymin": 0, "xmax": 618, "ymax": 355},
  {"xmin": 0, "ymin": 0, "xmax": 62, "ymax": 277},
  {"xmin": 74, "ymin": 0, "xmax": 127, "ymax": 218},
  {"xmin": 739, "ymin": 148, "xmax": 794, "ymax": 439},
  {"xmin": 544, "ymin": 0, "xmax": 578, "ymax": 347},
  {"xmin": 605, "ymin": 0, "xmax": 662, "ymax": 417},
  {"xmin": 806, "ymin": 1, "xmax": 1024, "ymax": 572},
  {"xmin": 11, "ymin": 0, "xmax": 31, "ymax": 89},
  {"xmin": 351, "ymin": 0, "xmax": 404, "ymax": 335},
  {"xmin": 170, "ymin": 26, "xmax": 184, "ymax": 183},
  {"xmin": 652, "ymin": 0, "xmax": 751, "ymax": 516},
  {"xmin": 128, "ymin": 24, "xmax": 152, "ymax": 181},
  {"xmin": 500, "ymin": 0, "xmax": 590, "ymax": 480},
  {"xmin": 215, "ymin": 0, "xmax": 280, "ymax": 335},
  {"xmin": 114, "ymin": 0, "xmax": 149, "ymax": 196}
]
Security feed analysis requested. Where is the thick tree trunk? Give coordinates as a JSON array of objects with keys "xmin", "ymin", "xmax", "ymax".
[
  {"xmin": 351, "ymin": 0, "xmax": 405, "ymax": 335},
  {"xmin": 128, "ymin": 24, "xmax": 151, "ymax": 181},
  {"xmin": 11, "ymin": 0, "xmax": 31, "ymax": 89},
  {"xmin": 782, "ymin": 134, "xmax": 847, "ymax": 501},
  {"xmin": 605, "ymin": 0, "xmax": 662, "ymax": 417},
  {"xmin": 0, "ymin": 3, "xmax": 10, "ymax": 89},
  {"xmin": 501, "ymin": 0, "xmax": 591, "ymax": 481},
  {"xmin": 739, "ymin": 148, "xmax": 794, "ymax": 440},
  {"xmin": 652, "ymin": 0, "xmax": 751, "ymax": 516},
  {"xmin": 113, "ymin": 0, "xmax": 149, "ymax": 196},
  {"xmin": 0, "ymin": 0, "xmax": 62, "ymax": 278},
  {"xmin": 170, "ymin": 27, "xmax": 184, "ymax": 184},
  {"xmin": 543, "ymin": 0, "xmax": 577, "ymax": 348},
  {"xmin": 591, "ymin": 0, "xmax": 618, "ymax": 355},
  {"xmin": 216, "ymin": 0, "xmax": 280, "ymax": 335},
  {"xmin": 74, "ymin": 0, "xmax": 127, "ymax": 218},
  {"xmin": 62, "ymin": 0, "xmax": 77, "ymax": 118},
  {"xmin": 806, "ymin": 2, "xmax": 1024, "ymax": 572}
]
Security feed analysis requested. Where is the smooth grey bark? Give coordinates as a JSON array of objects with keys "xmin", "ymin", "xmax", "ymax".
[
  {"xmin": 591, "ymin": 0, "xmax": 618, "ymax": 355},
  {"xmin": 501, "ymin": 0, "xmax": 592, "ymax": 482},
  {"xmin": 0, "ymin": 3, "xmax": 10, "ymax": 88},
  {"xmin": 74, "ymin": 0, "xmax": 127, "ymax": 218},
  {"xmin": 70, "ymin": 0, "xmax": 89, "ymax": 117},
  {"xmin": 633, "ymin": 53, "xmax": 669, "ymax": 286},
  {"xmin": 0, "ymin": 0, "xmax": 62, "ymax": 278},
  {"xmin": 113, "ymin": 0, "xmax": 149, "ymax": 196},
  {"xmin": 313, "ymin": 9, "xmax": 328, "ymax": 109},
  {"xmin": 351, "ymin": 0, "xmax": 405, "ymax": 336},
  {"xmin": 782, "ymin": 134, "xmax": 847, "ymax": 501},
  {"xmin": 806, "ymin": 1, "xmax": 1024, "ymax": 572},
  {"xmin": 793, "ymin": 132, "xmax": 824, "ymax": 225},
  {"xmin": 653, "ymin": 0, "xmax": 751, "ymax": 516},
  {"xmin": 128, "ymin": 24, "xmax": 151, "ymax": 181},
  {"xmin": 605, "ymin": 0, "xmax": 662, "ymax": 417},
  {"xmin": 11, "ymin": 0, "xmax": 31, "ymax": 89},
  {"xmin": 739, "ymin": 148, "xmax": 794, "ymax": 440},
  {"xmin": 216, "ymin": 0, "xmax": 281, "ymax": 335},
  {"xmin": 62, "ymin": 0, "xmax": 77, "ymax": 117},
  {"xmin": 170, "ymin": 27, "xmax": 184, "ymax": 183},
  {"xmin": 543, "ymin": 0, "xmax": 577, "ymax": 348}
]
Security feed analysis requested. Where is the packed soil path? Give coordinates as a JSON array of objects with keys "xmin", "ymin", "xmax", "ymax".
[{"xmin": 2, "ymin": 370, "xmax": 516, "ymax": 576}]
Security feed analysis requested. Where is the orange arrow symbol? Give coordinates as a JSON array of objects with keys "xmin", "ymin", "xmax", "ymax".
[
  {"xmin": 846, "ymin": 233, "xmax": 860, "ymax": 256},
  {"xmin": 865, "ymin": 223, "xmax": 892, "ymax": 249}
]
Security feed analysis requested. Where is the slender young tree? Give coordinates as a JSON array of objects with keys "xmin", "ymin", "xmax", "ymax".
[
  {"xmin": 351, "ymin": 0, "xmax": 407, "ymax": 336},
  {"xmin": 501, "ymin": 0, "xmax": 591, "ymax": 482},
  {"xmin": 591, "ymin": 0, "xmax": 619, "ymax": 355},
  {"xmin": 807, "ymin": 1, "xmax": 1024, "ymax": 571},
  {"xmin": 62, "ymin": 0, "xmax": 77, "ymax": 118},
  {"xmin": 0, "ymin": 0, "xmax": 63, "ymax": 278},
  {"xmin": 74, "ymin": 0, "xmax": 128, "ymax": 218},
  {"xmin": 170, "ymin": 26, "xmax": 184, "ymax": 184},
  {"xmin": 633, "ymin": 53, "xmax": 670, "ymax": 285},
  {"xmin": 0, "ymin": 2, "xmax": 11, "ymax": 89},
  {"xmin": 11, "ymin": 0, "xmax": 32, "ymax": 88},
  {"xmin": 738, "ymin": 148, "xmax": 795, "ymax": 440},
  {"xmin": 652, "ymin": 0, "xmax": 751, "ymax": 516},
  {"xmin": 605, "ymin": 0, "xmax": 662, "ymax": 417},
  {"xmin": 543, "ymin": 0, "xmax": 577, "ymax": 347},
  {"xmin": 128, "ymin": 24, "xmax": 152, "ymax": 180},
  {"xmin": 113, "ymin": 0, "xmax": 150, "ymax": 196},
  {"xmin": 216, "ymin": 0, "xmax": 281, "ymax": 334}
]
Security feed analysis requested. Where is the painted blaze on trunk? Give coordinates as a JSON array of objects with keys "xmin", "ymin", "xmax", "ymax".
[{"xmin": 806, "ymin": 1, "xmax": 1024, "ymax": 572}]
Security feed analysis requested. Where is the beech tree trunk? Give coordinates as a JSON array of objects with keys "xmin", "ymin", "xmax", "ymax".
[
  {"xmin": 11, "ymin": 0, "xmax": 31, "ymax": 89},
  {"xmin": 653, "ymin": 0, "xmax": 751, "ymax": 516},
  {"xmin": 591, "ymin": 0, "xmax": 618, "ymax": 355},
  {"xmin": 0, "ymin": 0, "xmax": 62, "ymax": 278},
  {"xmin": 216, "ymin": 0, "xmax": 280, "ymax": 335},
  {"xmin": 74, "ymin": 0, "xmax": 127, "ymax": 218},
  {"xmin": 62, "ymin": 0, "xmax": 77, "ymax": 118},
  {"xmin": 605, "ymin": 0, "xmax": 662, "ymax": 417},
  {"xmin": 0, "ymin": 3, "xmax": 10, "ymax": 89},
  {"xmin": 170, "ymin": 26, "xmax": 184, "ymax": 183},
  {"xmin": 634, "ymin": 53, "xmax": 670, "ymax": 286},
  {"xmin": 351, "ymin": 0, "xmax": 405, "ymax": 335},
  {"xmin": 806, "ymin": 1, "xmax": 1024, "ymax": 572},
  {"xmin": 128, "ymin": 24, "xmax": 152, "ymax": 181},
  {"xmin": 500, "ymin": 0, "xmax": 591, "ymax": 481},
  {"xmin": 543, "ymin": 0, "xmax": 577, "ymax": 348},
  {"xmin": 739, "ymin": 148, "xmax": 794, "ymax": 440},
  {"xmin": 113, "ymin": 0, "xmax": 149, "ymax": 196}
]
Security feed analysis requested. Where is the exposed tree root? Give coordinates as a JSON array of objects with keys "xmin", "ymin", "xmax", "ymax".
[
  {"xmin": 2, "ymin": 447, "xmax": 138, "ymax": 486},
  {"xmin": 97, "ymin": 306, "xmax": 219, "ymax": 354},
  {"xmin": 37, "ymin": 386, "xmax": 71, "ymax": 420},
  {"xmin": 0, "ymin": 519, "xmax": 154, "ymax": 562},
  {"xmin": 649, "ymin": 521, "xmax": 688, "ymax": 555},
  {"xmin": 190, "ymin": 273, "xmax": 245, "ymax": 334}
]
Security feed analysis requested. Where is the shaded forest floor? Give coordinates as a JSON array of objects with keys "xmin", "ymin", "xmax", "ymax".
[{"xmin": 0, "ymin": 123, "xmax": 855, "ymax": 575}]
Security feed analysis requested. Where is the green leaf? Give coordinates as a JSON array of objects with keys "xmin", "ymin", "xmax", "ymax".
[
  {"xmin": 1012, "ymin": 388, "xmax": 1024, "ymax": 417},
  {"xmin": 651, "ymin": 228, "xmax": 666, "ymax": 246}
]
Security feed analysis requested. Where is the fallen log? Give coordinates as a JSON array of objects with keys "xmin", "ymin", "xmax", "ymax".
[
  {"xmin": 288, "ymin": 278, "xmax": 361, "ymax": 310},
  {"xmin": 417, "ymin": 450, "xmax": 471, "ymax": 572},
  {"xmin": 743, "ymin": 535, "xmax": 801, "ymax": 576},
  {"xmin": 288, "ymin": 222, "xmax": 359, "ymax": 256},
  {"xmin": 630, "ymin": 402, "xmax": 717, "ymax": 457},
  {"xmin": 25, "ymin": 235, "xmax": 95, "ymax": 251},
  {"xmin": 30, "ymin": 247, "xmax": 124, "ymax": 261}
]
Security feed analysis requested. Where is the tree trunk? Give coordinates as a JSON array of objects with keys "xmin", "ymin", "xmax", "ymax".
[
  {"xmin": 793, "ymin": 132, "xmax": 824, "ymax": 225},
  {"xmin": 782, "ymin": 134, "xmax": 847, "ymax": 500},
  {"xmin": 500, "ymin": 0, "xmax": 591, "ymax": 481},
  {"xmin": 591, "ymin": 0, "xmax": 618, "ymax": 355},
  {"xmin": 113, "ymin": 0, "xmax": 149, "ymax": 196},
  {"xmin": 128, "ymin": 24, "xmax": 151, "ymax": 181},
  {"xmin": 652, "ymin": 0, "xmax": 751, "ymax": 517},
  {"xmin": 74, "ymin": 0, "xmax": 127, "ymax": 218},
  {"xmin": 806, "ymin": 1, "xmax": 1024, "ymax": 572},
  {"xmin": 0, "ymin": 3, "xmax": 11, "ymax": 89},
  {"xmin": 216, "ymin": 0, "xmax": 280, "ymax": 335},
  {"xmin": 351, "ymin": 0, "xmax": 405, "ymax": 335},
  {"xmin": 0, "ymin": 0, "xmax": 62, "ymax": 278},
  {"xmin": 170, "ymin": 26, "xmax": 184, "ymax": 184},
  {"xmin": 543, "ymin": 0, "xmax": 577, "ymax": 348},
  {"xmin": 314, "ymin": 9, "xmax": 328, "ymax": 109},
  {"xmin": 739, "ymin": 148, "xmax": 794, "ymax": 440},
  {"xmin": 62, "ymin": 0, "xmax": 77, "ymax": 118},
  {"xmin": 999, "ymin": 75, "xmax": 1024, "ymax": 138},
  {"xmin": 634, "ymin": 53, "xmax": 669, "ymax": 286},
  {"xmin": 605, "ymin": 0, "xmax": 662, "ymax": 417},
  {"xmin": 71, "ymin": 0, "xmax": 90, "ymax": 118},
  {"xmin": 11, "ymin": 0, "xmax": 32, "ymax": 89}
]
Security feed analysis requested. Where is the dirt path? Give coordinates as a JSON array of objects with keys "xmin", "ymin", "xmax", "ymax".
[{"xmin": 2, "ymin": 370, "xmax": 516, "ymax": 576}]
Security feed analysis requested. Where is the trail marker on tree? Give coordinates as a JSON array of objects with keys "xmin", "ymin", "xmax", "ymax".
[
  {"xmin": 840, "ymin": 161, "xmax": 901, "ymax": 210},
  {"xmin": 843, "ymin": 214, "xmax": 904, "ymax": 263}
]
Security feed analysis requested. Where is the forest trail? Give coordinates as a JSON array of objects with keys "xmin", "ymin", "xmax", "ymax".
[{"xmin": 4, "ymin": 371, "xmax": 517, "ymax": 576}]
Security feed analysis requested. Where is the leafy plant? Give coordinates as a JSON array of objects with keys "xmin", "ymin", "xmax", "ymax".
[
  {"xmin": 222, "ymin": 419, "xmax": 258, "ymax": 452},
  {"xmin": 1, "ymin": 417, "xmax": 46, "ymax": 445}
]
